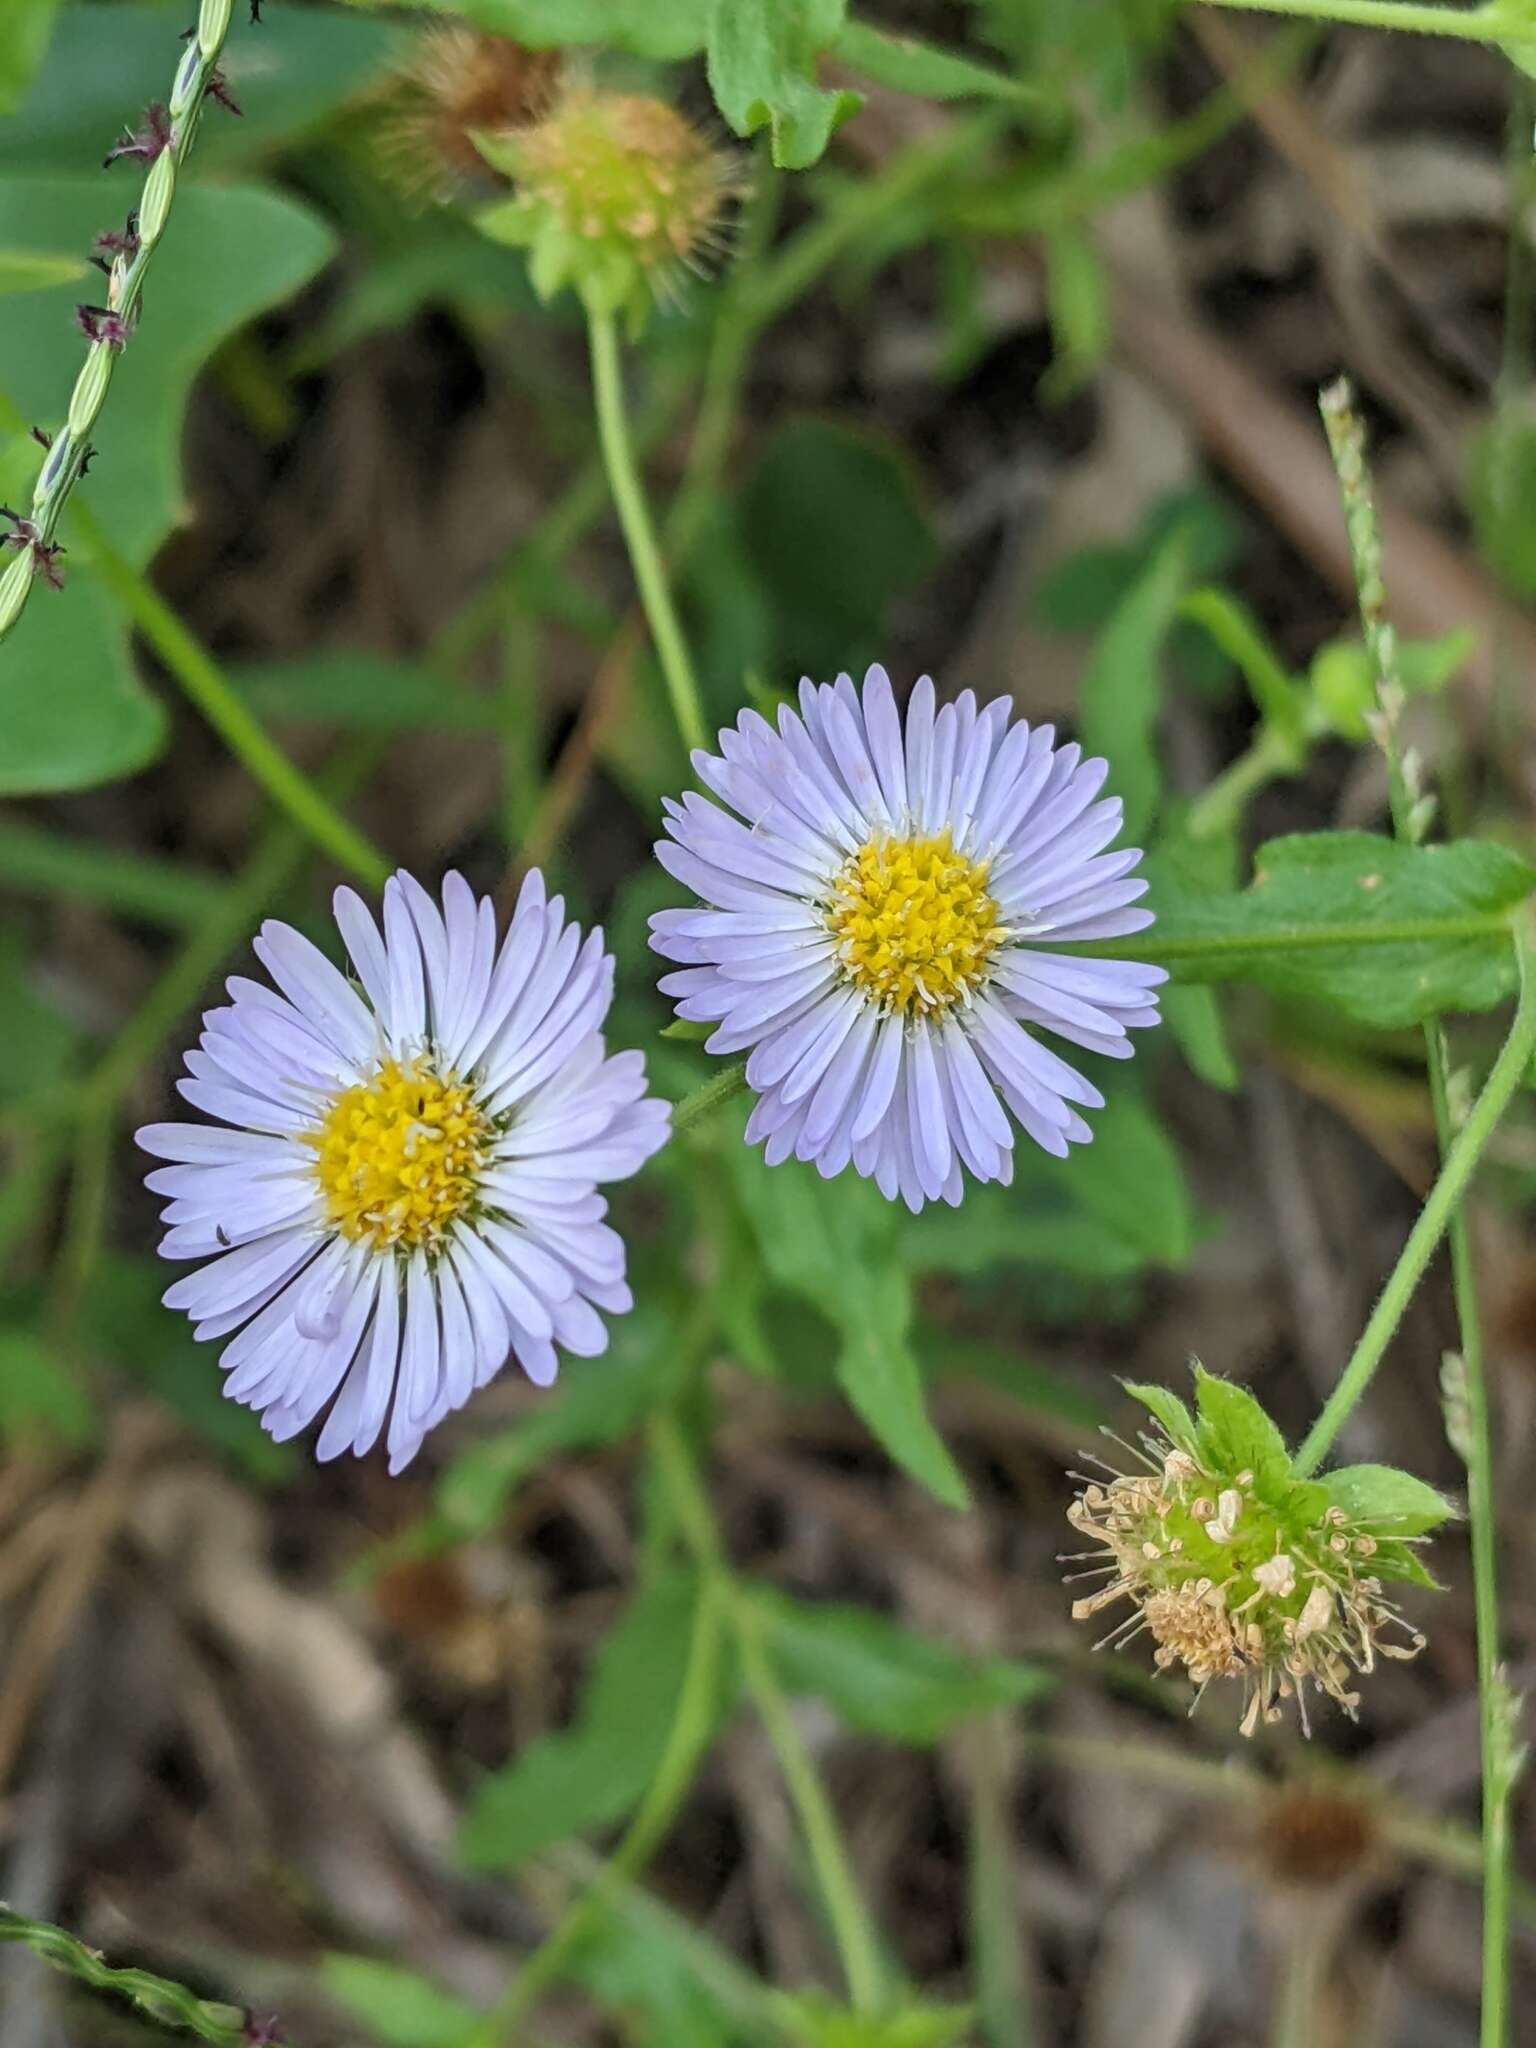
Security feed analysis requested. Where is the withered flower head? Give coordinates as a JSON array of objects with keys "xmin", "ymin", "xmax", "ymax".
[
  {"xmin": 1259, "ymin": 1778, "xmax": 1381, "ymax": 1888},
  {"xmin": 380, "ymin": 25, "xmax": 561, "ymax": 203},
  {"xmin": 1065, "ymin": 1366, "xmax": 1452, "ymax": 1736},
  {"xmin": 474, "ymin": 80, "xmax": 746, "ymax": 330}
]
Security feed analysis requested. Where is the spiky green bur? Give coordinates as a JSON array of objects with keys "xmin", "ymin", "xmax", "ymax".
[
  {"xmin": 473, "ymin": 86, "xmax": 741, "ymax": 332},
  {"xmin": 1068, "ymin": 1366, "xmax": 1454, "ymax": 1735}
]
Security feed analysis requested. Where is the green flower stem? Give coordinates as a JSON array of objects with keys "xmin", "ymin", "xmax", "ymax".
[
  {"xmin": 1430, "ymin": 1029, "xmax": 1515, "ymax": 2048},
  {"xmin": 585, "ymin": 303, "xmax": 708, "ymax": 758},
  {"xmin": 651, "ymin": 1416, "xmax": 886, "ymax": 2014},
  {"xmin": 475, "ymin": 1572, "xmax": 727, "ymax": 2046},
  {"xmin": 1182, "ymin": 727, "xmax": 1300, "ymax": 843},
  {"xmin": 0, "ymin": 1905, "xmax": 249, "ymax": 2043},
  {"xmin": 0, "ymin": 0, "xmax": 244, "ymax": 643},
  {"xmin": 1294, "ymin": 903, "xmax": 1536, "ymax": 1477},
  {"xmin": 78, "ymin": 506, "xmax": 389, "ymax": 889},
  {"xmin": 1197, "ymin": 0, "xmax": 1509, "ymax": 36},
  {"xmin": 671, "ymin": 1062, "xmax": 748, "ymax": 1138}
]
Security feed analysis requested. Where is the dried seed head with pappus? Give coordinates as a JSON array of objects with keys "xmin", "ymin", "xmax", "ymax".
[
  {"xmin": 473, "ymin": 80, "xmax": 746, "ymax": 330},
  {"xmin": 1065, "ymin": 1366, "xmax": 1453, "ymax": 1736},
  {"xmin": 379, "ymin": 25, "xmax": 561, "ymax": 203}
]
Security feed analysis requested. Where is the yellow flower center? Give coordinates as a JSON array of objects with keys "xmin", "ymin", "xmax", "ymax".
[
  {"xmin": 826, "ymin": 831, "xmax": 1002, "ymax": 1015},
  {"xmin": 311, "ymin": 1057, "xmax": 489, "ymax": 1253}
]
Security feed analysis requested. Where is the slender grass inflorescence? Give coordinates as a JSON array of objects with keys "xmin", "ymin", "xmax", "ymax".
[{"xmin": 0, "ymin": 0, "xmax": 250, "ymax": 644}]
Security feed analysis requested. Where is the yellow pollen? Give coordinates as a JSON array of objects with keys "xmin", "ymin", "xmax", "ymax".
[
  {"xmin": 826, "ymin": 831, "xmax": 1002, "ymax": 1015},
  {"xmin": 311, "ymin": 1057, "xmax": 488, "ymax": 1253}
]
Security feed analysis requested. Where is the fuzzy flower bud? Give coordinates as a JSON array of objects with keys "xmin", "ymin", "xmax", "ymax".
[
  {"xmin": 1065, "ymin": 1366, "xmax": 1452, "ymax": 1736},
  {"xmin": 473, "ymin": 82, "xmax": 744, "ymax": 331}
]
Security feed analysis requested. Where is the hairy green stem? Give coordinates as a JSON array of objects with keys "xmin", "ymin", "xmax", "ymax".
[
  {"xmin": 479, "ymin": 1573, "xmax": 727, "ymax": 2044},
  {"xmin": 1294, "ymin": 905, "xmax": 1536, "ymax": 1475},
  {"xmin": 79, "ymin": 507, "xmax": 389, "ymax": 888},
  {"xmin": 0, "ymin": 0, "xmax": 244, "ymax": 642},
  {"xmin": 1197, "ymin": 0, "xmax": 1509, "ymax": 37},
  {"xmin": 651, "ymin": 1416, "xmax": 886, "ymax": 2012},
  {"xmin": 671, "ymin": 1063, "xmax": 748, "ymax": 1138},
  {"xmin": 585, "ymin": 304, "xmax": 708, "ymax": 757}
]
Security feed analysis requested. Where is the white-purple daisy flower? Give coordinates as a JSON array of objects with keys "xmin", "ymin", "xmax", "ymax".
[
  {"xmin": 650, "ymin": 666, "xmax": 1165, "ymax": 1212},
  {"xmin": 137, "ymin": 870, "xmax": 670, "ymax": 1472}
]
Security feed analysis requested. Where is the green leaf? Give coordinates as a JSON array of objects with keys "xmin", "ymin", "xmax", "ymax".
[
  {"xmin": 1319, "ymin": 1464, "xmax": 1457, "ymax": 1539},
  {"xmin": 0, "ymin": 819, "xmax": 231, "ymax": 930},
  {"xmin": 749, "ymin": 1584, "xmax": 1049, "ymax": 1742},
  {"xmin": 436, "ymin": 1301, "xmax": 687, "ymax": 1539},
  {"xmin": 232, "ymin": 653, "xmax": 502, "ymax": 734},
  {"xmin": 0, "ymin": 248, "xmax": 84, "ymax": 297},
  {"xmin": 833, "ymin": 20, "xmax": 1045, "ymax": 104},
  {"xmin": 1180, "ymin": 587, "xmax": 1306, "ymax": 747},
  {"xmin": 1077, "ymin": 523, "xmax": 1191, "ymax": 842},
  {"xmin": 0, "ymin": 6, "xmax": 400, "ymax": 172},
  {"xmin": 0, "ymin": 0, "xmax": 59, "ymax": 116},
  {"xmin": 1041, "ymin": 225, "xmax": 1110, "ymax": 401},
  {"xmin": 1160, "ymin": 984, "xmax": 1239, "ymax": 1092},
  {"xmin": 0, "ymin": 179, "xmax": 335, "ymax": 792},
  {"xmin": 433, "ymin": 0, "xmax": 710, "ymax": 58},
  {"xmin": 1147, "ymin": 832, "xmax": 1536, "ymax": 1028},
  {"xmin": 775, "ymin": 1990, "xmax": 976, "ymax": 2048},
  {"xmin": 736, "ymin": 418, "xmax": 937, "ymax": 686},
  {"xmin": 322, "ymin": 1958, "xmax": 482, "ymax": 2048},
  {"xmin": 1191, "ymin": 1365, "xmax": 1289, "ymax": 1488},
  {"xmin": 0, "ymin": 1330, "xmax": 93, "ymax": 1447},
  {"xmin": 707, "ymin": 0, "xmax": 863, "ymax": 170},
  {"xmin": 0, "ymin": 923, "xmax": 84, "ymax": 1102},
  {"xmin": 459, "ymin": 1571, "xmax": 734, "ymax": 1871},
  {"xmin": 727, "ymin": 1144, "xmax": 969, "ymax": 1508},
  {"xmin": 1121, "ymin": 1380, "xmax": 1198, "ymax": 1458}
]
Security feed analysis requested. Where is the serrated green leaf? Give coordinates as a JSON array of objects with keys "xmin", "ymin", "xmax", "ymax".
[
  {"xmin": 1319, "ymin": 1464, "xmax": 1457, "ymax": 1539},
  {"xmin": 727, "ymin": 1144, "xmax": 969, "ymax": 1508},
  {"xmin": 1191, "ymin": 1367, "xmax": 1289, "ymax": 1487},
  {"xmin": 749, "ymin": 1584, "xmax": 1049, "ymax": 1742},
  {"xmin": 459, "ymin": 1571, "xmax": 734, "ymax": 1871},
  {"xmin": 1121, "ymin": 1380, "xmax": 1198, "ymax": 1458},
  {"xmin": 322, "ymin": 1957, "xmax": 481, "ymax": 2048},
  {"xmin": 707, "ymin": 0, "xmax": 863, "ymax": 170},
  {"xmin": 1146, "ymin": 832, "xmax": 1536, "ymax": 1028}
]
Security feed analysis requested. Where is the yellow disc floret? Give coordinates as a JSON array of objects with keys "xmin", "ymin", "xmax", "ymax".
[
  {"xmin": 826, "ymin": 831, "xmax": 1002, "ymax": 1016},
  {"xmin": 312, "ymin": 1057, "xmax": 489, "ymax": 1253}
]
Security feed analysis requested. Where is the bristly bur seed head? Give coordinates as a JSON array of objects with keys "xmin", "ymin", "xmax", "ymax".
[
  {"xmin": 474, "ymin": 81, "xmax": 746, "ymax": 332},
  {"xmin": 1065, "ymin": 1364, "xmax": 1454, "ymax": 1736},
  {"xmin": 381, "ymin": 26, "xmax": 561, "ymax": 204}
]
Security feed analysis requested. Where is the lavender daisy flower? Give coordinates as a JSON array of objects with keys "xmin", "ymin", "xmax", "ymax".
[
  {"xmin": 650, "ymin": 666, "xmax": 1165, "ymax": 1212},
  {"xmin": 137, "ymin": 870, "xmax": 670, "ymax": 1472}
]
